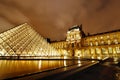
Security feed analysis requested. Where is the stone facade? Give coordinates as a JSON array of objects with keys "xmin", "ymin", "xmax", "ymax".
[{"xmin": 51, "ymin": 25, "xmax": 120, "ymax": 58}]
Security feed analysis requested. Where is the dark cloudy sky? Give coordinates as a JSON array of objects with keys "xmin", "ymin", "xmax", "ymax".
[{"xmin": 0, "ymin": 0, "xmax": 120, "ymax": 41}]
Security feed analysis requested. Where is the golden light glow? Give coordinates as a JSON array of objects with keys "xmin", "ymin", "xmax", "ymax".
[
  {"xmin": 0, "ymin": 23, "xmax": 60, "ymax": 57},
  {"xmin": 0, "ymin": 23, "xmax": 119, "ymax": 58},
  {"xmin": 52, "ymin": 25, "xmax": 120, "ymax": 58}
]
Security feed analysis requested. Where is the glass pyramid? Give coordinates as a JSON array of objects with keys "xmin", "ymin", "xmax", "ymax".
[{"xmin": 0, "ymin": 23, "xmax": 60, "ymax": 57}]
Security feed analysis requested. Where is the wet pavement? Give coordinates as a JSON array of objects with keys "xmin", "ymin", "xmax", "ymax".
[
  {"xmin": 0, "ymin": 56, "xmax": 120, "ymax": 80},
  {"xmin": 0, "ymin": 59, "xmax": 98, "ymax": 80},
  {"xmin": 0, "ymin": 60, "xmax": 74, "ymax": 79},
  {"xmin": 65, "ymin": 57, "xmax": 120, "ymax": 80}
]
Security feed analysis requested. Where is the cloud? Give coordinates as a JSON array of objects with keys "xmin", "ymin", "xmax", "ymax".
[{"xmin": 0, "ymin": 0, "xmax": 119, "ymax": 40}]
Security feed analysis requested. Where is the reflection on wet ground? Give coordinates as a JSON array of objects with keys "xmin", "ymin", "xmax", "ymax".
[
  {"xmin": 0, "ymin": 60, "xmax": 71, "ymax": 79},
  {"xmin": 0, "ymin": 56, "xmax": 109, "ymax": 60},
  {"xmin": 0, "ymin": 59, "xmax": 92, "ymax": 79},
  {"xmin": 102, "ymin": 57, "xmax": 120, "ymax": 80},
  {"xmin": 0, "ymin": 56, "xmax": 119, "ymax": 80},
  {"xmin": 66, "ymin": 57, "xmax": 120, "ymax": 80}
]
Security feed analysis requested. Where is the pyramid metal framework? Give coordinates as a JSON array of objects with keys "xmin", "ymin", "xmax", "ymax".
[{"xmin": 0, "ymin": 23, "xmax": 60, "ymax": 56}]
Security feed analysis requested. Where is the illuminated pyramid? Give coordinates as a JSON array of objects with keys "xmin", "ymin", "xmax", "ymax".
[{"xmin": 0, "ymin": 23, "xmax": 60, "ymax": 57}]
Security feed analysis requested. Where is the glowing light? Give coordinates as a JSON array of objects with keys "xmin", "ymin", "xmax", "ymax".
[
  {"xmin": 64, "ymin": 56, "xmax": 67, "ymax": 59},
  {"xmin": 0, "ymin": 51, "xmax": 4, "ymax": 56},
  {"xmin": 92, "ymin": 60, "xmax": 95, "ymax": 63},
  {"xmin": 90, "ymin": 42, "xmax": 93, "ymax": 46},
  {"xmin": 114, "ymin": 57, "xmax": 118, "ymax": 62},
  {"xmin": 107, "ymin": 35, "xmax": 110, "ymax": 38},
  {"xmin": 38, "ymin": 60, "xmax": 42, "ymax": 69},
  {"xmin": 78, "ymin": 60, "xmax": 81, "ymax": 64},
  {"xmin": 100, "ymin": 36, "xmax": 103, "ymax": 39},
  {"xmin": 67, "ymin": 31, "xmax": 70, "ymax": 34},
  {"xmin": 97, "ymin": 56, "xmax": 101, "ymax": 60},
  {"xmin": 95, "ymin": 37, "xmax": 97, "ymax": 40},
  {"xmin": 114, "ymin": 39, "xmax": 118, "ymax": 44},
  {"xmin": 78, "ymin": 60, "xmax": 82, "ymax": 66},
  {"xmin": 64, "ymin": 60, "xmax": 67, "ymax": 67},
  {"xmin": 91, "ymin": 56, "xmax": 95, "ymax": 59}
]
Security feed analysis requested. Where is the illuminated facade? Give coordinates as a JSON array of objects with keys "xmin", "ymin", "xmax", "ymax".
[
  {"xmin": 0, "ymin": 23, "xmax": 60, "ymax": 57},
  {"xmin": 51, "ymin": 25, "xmax": 120, "ymax": 58},
  {"xmin": 0, "ymin": 23, "xmax": 119, "ymax": 58}
]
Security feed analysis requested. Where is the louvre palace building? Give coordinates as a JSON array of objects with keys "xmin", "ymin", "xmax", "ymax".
[
  {"xmin": 51, "ymin": 25, "xmax": 120, "ymax": 58},
  {"xmin": 0, "ymin": 23, "xmax": 120, "ymax": 58}
]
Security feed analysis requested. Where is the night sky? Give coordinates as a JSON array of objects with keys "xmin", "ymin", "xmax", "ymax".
[{"xmin": 0, "ymin": 0, "xmax": 120, "ymax": 41}]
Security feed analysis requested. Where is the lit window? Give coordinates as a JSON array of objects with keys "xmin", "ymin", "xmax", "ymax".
[
  {"xmin": 108, "ymin": 47, "xmax": 112, "ymax": 53},
  {"xmin": 108, "ymin": 40, "xmax": 111, "ymax": 45},
  {"xmin": 107, "ymin": 35, "xmax": 110, "ymax": 38},
  {"xmin": 100, "ymin": 36, "xmax": 103, "ymax": 39},
  {"xmin": 114, "ymin": 39, "xmax": 118, "ymax": 44},
  {"xmin": 90, "ymin": 42, "xmax": 93, "ymax": 46},
  {"xmin": 95, "ymin": 37, "xmax": 97, "ymax": 40},
  {"xmin": 95, "ymin": 41, "xmax": 98, "ymax": 46},
  {"xmin": 101, "ymin": 41, "xmax": 104, "ymax": 44},
  {"xmin": 116, "ymin": 47, "xmax": 120, "ymax": 53}
]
